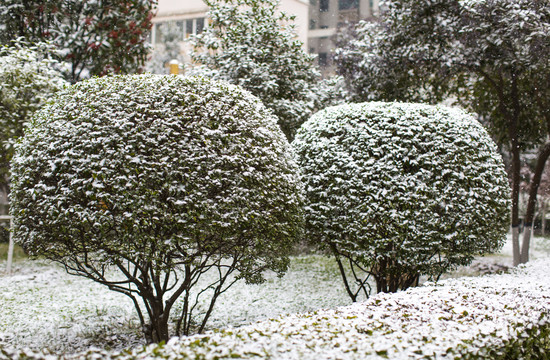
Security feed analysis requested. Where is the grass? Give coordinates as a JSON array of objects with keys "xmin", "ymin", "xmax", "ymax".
[{"xmin": 0, "ymin": 242, "xmax": 27, "ymax": 263}]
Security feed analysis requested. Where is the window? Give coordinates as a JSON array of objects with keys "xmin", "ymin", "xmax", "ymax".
[
  {"xmin": 154, "ymin": 18, "xmax": 207, "ymax": 42},
  {"xmin": 339, "ymin": 0, "xmax": 358, "ymax": 10},
  {"xmin": 196, "ymin": 18, "xmax": 204, "ymax": 34},
  {"xmin": 318, "ymin": 52, "xmax": 328, "ymax": 67},
  {"xmin": 320, "ymin": 0, "xmax": 329, "ymax": 12},
  {"xmin": 154, "ymin": 23, "xmax": 163, "ymax": 44},
  {"xmin": 175, "ymin": 20, "xmax": 185, "ymax": 40},
  {"xmin": 185, "ymin": 19, "xmax": 193, "ymax": 37},
  {"xmin": 183, "ymin": 18, "xmax": 206, "ymax": 37}
]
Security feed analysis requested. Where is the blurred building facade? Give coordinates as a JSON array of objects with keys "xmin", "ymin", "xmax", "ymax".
[
  {"xmin": 309, "ymin": 0, "xmax": 378, "ymax": 72},
  {"xmin": 150, "ymin": 0, "xmax": 379, "ymax": 75}
]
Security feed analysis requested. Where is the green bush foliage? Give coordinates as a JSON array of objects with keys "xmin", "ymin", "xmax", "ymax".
[
  {"xmin": 333, "ymin": 0, "xmax": 550, "ymax": 266},
  {"xmin": 292, "ymin": 102, "xmax": 510, "ymax": 300},
  {"xmin": 10, "ymin": 74, "xmax": 303, "ymax": 342},
  {"xmin": 0, "ymin": 40, "xmax": 67, "ymax": 193}
]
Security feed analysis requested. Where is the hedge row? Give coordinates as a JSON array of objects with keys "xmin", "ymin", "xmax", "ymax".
[{"xmin": 3, "ymin": 258, "xmax": 549, "ymax": 360}]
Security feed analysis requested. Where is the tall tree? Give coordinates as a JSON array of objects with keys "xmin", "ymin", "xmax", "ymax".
[
  {"xmin": 334, "ymin": 0, "xmax": 550, "ymax": 265},
  {"xmin": 0, "ymin": 0, "xmax": 156, "ymax": 83},
  {"xmin": 190, "ymin": 0, "xmax": 326, "ymax": 141}
]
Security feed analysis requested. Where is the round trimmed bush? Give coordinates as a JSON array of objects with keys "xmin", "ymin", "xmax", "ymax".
[
  {"xmin": 292, "ymin": 102, "xmax": 510, "ymax": 300},
  {"xmin": 10, "ymin": 74, "xmax": 303, "ymax": 342}
]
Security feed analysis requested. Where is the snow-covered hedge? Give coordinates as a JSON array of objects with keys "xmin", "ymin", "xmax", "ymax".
[
  {"xmin": 9, "ymin": 74, "xmax": 303, "ymax": 341},
  {"xmin": 3, "ymin": 259, "xmax": 549, "ymax": 359},
  {"xmin": 291, "ymin": 102, "xmax": 510, "ymax": 297}
]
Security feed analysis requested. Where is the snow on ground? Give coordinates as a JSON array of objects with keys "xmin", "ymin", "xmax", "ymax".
[
  {"xmin": 0, "ymin": 234, "xmax": 549, "ymax": 357},
  {"xmin": 0, "ymin": 255, "xmax": 353, "ymax": 354},
  {"xmin": 444, "ymin": 232, "xmax": 550, "ymax": 278},
  {"xmin": 95, "ymin": 257, "xmax": 550, "ymax": 360},
  {"xmin": 0, "ymin": 262, "xmax": 141, "ymax": 353}
]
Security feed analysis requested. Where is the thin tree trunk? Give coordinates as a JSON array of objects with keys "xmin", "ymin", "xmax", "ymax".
[
  {"xmin": 330, "ymin": 243, "xmax": 357, "ymax": 302},
  {"xmin": 520, "ymin": 142, "xmax": 550, "ymax": 264},
  {"xmin": 503, "ymin": 71, "xmax": 523, "ymax": 267},
  {"xmin": 510, "ymin": 142, "xmax": 522, "ymax": 266},
  {"xmin": 542, "ymin": 201, "xmax": 547, "ymax": 236}
]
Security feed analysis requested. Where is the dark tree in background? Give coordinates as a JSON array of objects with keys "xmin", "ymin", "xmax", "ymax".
[
  {"xmin": 0, "ymin": 0, "xmax": 157, "ymax": 83},
  {"xmin": 334, "ymin": 0, "xmax": 550, "ymax": 265}
]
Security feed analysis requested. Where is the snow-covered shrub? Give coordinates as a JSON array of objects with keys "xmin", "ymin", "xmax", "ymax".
[
  {"xmin": 0, "ymin": 40, "xmax": 67, "ymax": 193},
  {"xmin": 292, "ymin": 102, "xmax": 510, "ymax": 300},
  {"xmin": 10, "ymin": 74, "xmax": 303, "ymax": 343}
]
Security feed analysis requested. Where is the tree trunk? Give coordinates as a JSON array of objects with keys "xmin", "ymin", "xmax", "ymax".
[
  {"xmin": 510, "ymin": 141, "xmax": 522, "ymax": 266},
  {"xmin": 144, "ymin": 309, "xmax": 170, "ymax": 344},
  {"xmin": 330, "ymin": 243, "xmax": 358, "ymax": 302},
  {"xmin": 542, "ymin": 201, "xmax": 547, "ymax": 236},
  {"xmin": 520, "ymin": 142, "xmax": 550, "ymax": 264}
]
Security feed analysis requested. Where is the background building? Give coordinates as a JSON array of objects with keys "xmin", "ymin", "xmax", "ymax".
[
  {"xmin": 309, "ymin": 0, "xmax": 379, "ymax": 72},
  {"xmin": 150, "ymin": 0, "xmax": 379, "ymax": 75}
]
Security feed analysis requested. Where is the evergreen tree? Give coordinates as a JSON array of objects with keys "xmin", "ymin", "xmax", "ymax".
[
  {"xmin": 0, "ymin": 0, "xmax": 156, "ymax": 83},
  {"xmin": 11, "ymin": 75, "xmax": 303, "ymax": 343},
  {"xmin": 191, "ymin": 0, "xmax": 325, "ymax": 141},
  {"xmin": 0, "ymin": 40, "xmax": 67, "ymax": 195},
  {"xmin": 293, "ymin": 102, "xmax": 510, "ymax": 300}
]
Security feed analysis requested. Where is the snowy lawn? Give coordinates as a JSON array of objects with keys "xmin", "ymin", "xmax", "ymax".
[
  {"xmin": 0, "ymin": 253, "xmax": 354, "ymax": 354},
  {"xmin": 0, "ymin": 234, "xmax": 549, "ymax": 358}
]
